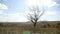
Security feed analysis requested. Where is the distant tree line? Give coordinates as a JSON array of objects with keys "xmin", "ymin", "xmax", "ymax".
[
  {"xmin": 0, "ymin": 22, "xmax": 60, "ymax": 28},
  {"xmin": 41, "ymin": 23, "xmax": 60, "ymax": 28},
  {"xmin": 0, "ymin": 23, "xmax": 17, "ymax": 27}
]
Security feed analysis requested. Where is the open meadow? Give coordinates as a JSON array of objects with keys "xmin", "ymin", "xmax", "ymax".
[{"xmin": 0, "ymin": 21, "xmax": 60, "ymax": 34}]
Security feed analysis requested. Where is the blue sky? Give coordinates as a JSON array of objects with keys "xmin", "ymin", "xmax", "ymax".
[{"xmin": 0, "ymin": 0, "xmax": 60, "ymax": 22}]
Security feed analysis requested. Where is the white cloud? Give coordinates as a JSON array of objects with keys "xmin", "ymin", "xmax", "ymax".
[
  {"xmin": 40, "ymin": 17, "xmax": 58, "ymax": 21},
  {"xmin": 0, "ymin": 13, "xmax": 7, "ymax": 22},
  {"xmin": 40, "ymin": 11, "xmax": 58, "ymax": 21},
  {"xmin": 44, "ymin": 11, "xmax": 57, "ymax": 16},
  {"xmin": 40, "ymin": 0, "xmax": 57, "ymax": 7},
  {"xmin": 0, "ymin": 3, "xmax": 8, "ymax": 9},
  {"xmin": 0, "ymin": 10, "xmax": 3, "ymax": 14},
  {"xmin": 8, "ymin": 13, "xmax": 28, "ymax": 22},
  {"xmin": 26, "ymin": 0, "xmax": 57, "ymax": 7},
  {"xmin": 25, "ymin": 10, "xmax": 34, "ymax": 15},
  {"xmin": 0, "ymin": 12, "xmax": 28, "ymax": 22},
  {"xmin": 26, "ymin": 0, "xmax": 39, "ymax": 7},
  {"xmin": 0, "ymin": 3, "xmax": 8, "ymax": 22}
]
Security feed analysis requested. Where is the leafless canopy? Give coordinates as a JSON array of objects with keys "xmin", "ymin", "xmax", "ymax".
[{"xmin": 27, "ymin": 6, "xmax": 44, "ymax": 24}]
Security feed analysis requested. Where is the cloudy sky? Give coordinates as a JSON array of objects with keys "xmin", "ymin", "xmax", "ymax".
[{"xmin": 0, "ymin": 0, "xmax": 60, "ymax": 22}]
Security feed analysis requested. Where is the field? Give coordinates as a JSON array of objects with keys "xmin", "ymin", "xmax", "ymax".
[{"xmin": 0, "ymin": 21, "xmax": 60, "ymax": 34}]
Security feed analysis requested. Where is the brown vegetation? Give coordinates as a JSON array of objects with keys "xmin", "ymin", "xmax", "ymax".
[{"xmin": 0, "ymin": 21, "xmax": 60, "ymax": 34}]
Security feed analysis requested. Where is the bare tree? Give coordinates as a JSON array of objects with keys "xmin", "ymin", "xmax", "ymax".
[{"xmin": 27, "ymin": 6, "xmax": 44, "ymax": 34}]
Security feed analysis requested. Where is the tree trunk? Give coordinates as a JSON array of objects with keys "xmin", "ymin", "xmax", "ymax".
[{"xmin": 33, "ymin": 23, "xmax": 36, "ymax": 34}]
